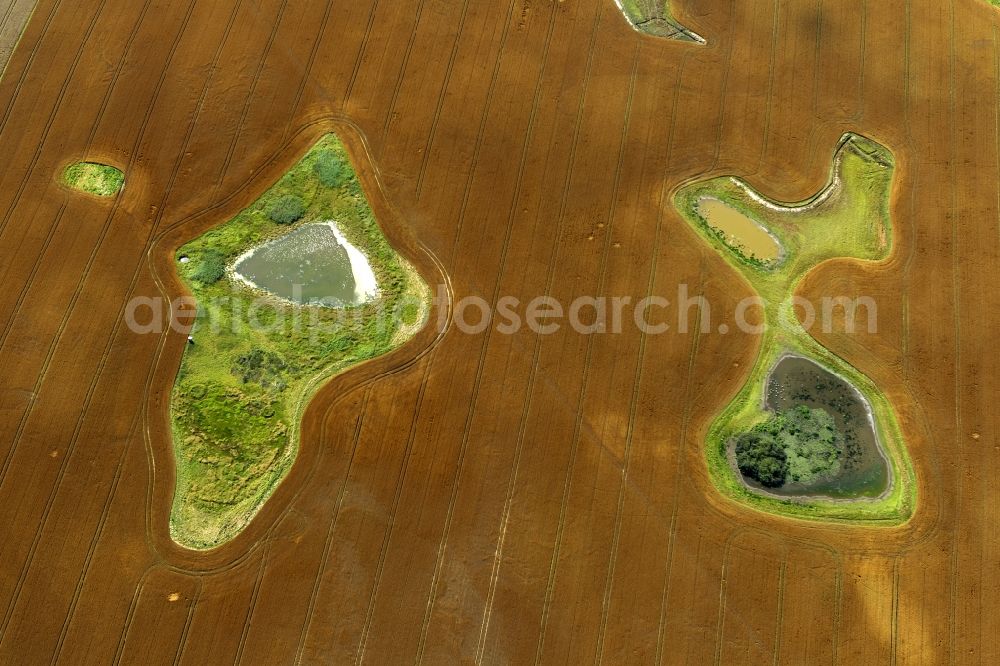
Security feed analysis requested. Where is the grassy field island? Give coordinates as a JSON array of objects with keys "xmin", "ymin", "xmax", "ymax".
[
  {"xmin": 62, "ymin": 162, "xmax": 125, "ymax": 197},
  {"xmin": 170, "ymin": 134, "xmax": 430, "ymax": 548}
]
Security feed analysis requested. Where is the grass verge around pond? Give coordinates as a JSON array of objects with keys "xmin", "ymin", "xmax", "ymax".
[
  {"xmin": 170, "ymin": 134, "xmax": 430, "ymax": 549},
  {"xmin": 674, "ymin": 133, "xmax": 916, "ymax": 524},
  {"xmin": 63, "ymin": 162, "xmax": 124, "ymax": 197}
]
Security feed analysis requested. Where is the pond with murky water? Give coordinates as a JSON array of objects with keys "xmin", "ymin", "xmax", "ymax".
[
  {"xmin": 233, "ymin": 222, "xmax": 378, "ymax": 307},
  {"xmin": 697, "ymin": 197, "xmax": 782, "ymax": 263},
  {"xmin": 736, "ymin": 355, "xmax": 890, "ymax": 499}
]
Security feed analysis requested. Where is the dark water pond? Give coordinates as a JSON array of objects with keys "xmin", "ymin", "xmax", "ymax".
[
  {"xmin": 233, "ymin": 223, "xmax": 377, "ymax": 307},
  {"xmin": 738, "ymin": 354, "xmax": 890, "ymax": 499}
]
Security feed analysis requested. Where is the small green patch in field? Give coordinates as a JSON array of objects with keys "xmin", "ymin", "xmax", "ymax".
[{"xmin": 62, "ymin": 162, "xmax": 124, "ymax": 197}]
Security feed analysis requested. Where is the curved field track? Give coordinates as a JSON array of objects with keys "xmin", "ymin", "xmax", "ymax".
[{"xmin": 0, "ymin": 0, "xmax": 996, "ymax": 663}]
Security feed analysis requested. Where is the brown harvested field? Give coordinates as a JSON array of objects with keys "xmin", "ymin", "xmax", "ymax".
[{"xmin": 0, "ymin": 0, "xmax": 997, "ymax": 663}]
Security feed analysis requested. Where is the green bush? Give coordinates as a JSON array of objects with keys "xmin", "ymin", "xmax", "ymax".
[
  {"xmin": 267, "ymin": 194, "xmax": 306, "ymax": 225},
  {"xmin": 313, "ymin": 150, "xmax": 346, "ymax": 188},
  {"xmin": 735, "ymin": 429, "xmax": 788, "ymax": 487},
  {"xmin": 192, "ymin": 249, "xmax": 226, "ymax": 285}
]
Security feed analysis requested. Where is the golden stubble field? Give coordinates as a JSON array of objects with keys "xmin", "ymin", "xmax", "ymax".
[{"xmin": 0, "ymin": 0, "xmax": 996, "ymax": 663}]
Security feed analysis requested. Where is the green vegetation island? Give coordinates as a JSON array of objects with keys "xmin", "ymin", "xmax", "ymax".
[
  {"xmin": 736, "ymin": 405, "xmax": 844, "ymax": 489},
  {"xmin": 674, "ymin": 133, "xmax": 916, "ymax": 524},
  {"xmin": 62, "ymin": 162, "xmax": 124, "ymax": 197},
  {"xmin": 170, "ymin": 134, "xmax": 429, "ymax": 549}
]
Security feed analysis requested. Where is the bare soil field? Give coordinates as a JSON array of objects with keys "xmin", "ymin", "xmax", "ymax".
[{"xmin": 0, "ymin": 0, "xmax": 997, "ymax": 663}]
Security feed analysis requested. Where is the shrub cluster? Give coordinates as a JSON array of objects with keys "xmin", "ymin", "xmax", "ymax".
[
  {"xmin": 267, "ymin": 194, "xmax": 306, "ymax": 225},
  {"xmin": 313, "ymin": 150, "xmax": 346, "ymax": 188},
  {"xmin": 231, "ymin": 347, "xmax": 289, "ymax": 390},
  {"xmin": 192, "ymin": 249, "xmax": 226, "ymax": 285}
]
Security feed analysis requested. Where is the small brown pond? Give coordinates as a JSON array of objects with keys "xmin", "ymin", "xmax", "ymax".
[{"xmin": 697, "ymin": 198, "xmax": 781, "ymax": 263}]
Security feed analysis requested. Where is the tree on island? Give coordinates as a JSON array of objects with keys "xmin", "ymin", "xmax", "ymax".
[
  {"xmin": 735, "ymin": 429, "xmax": 788, "ymax": 487},
  {"xmin": 735, "ymin": 405, "xmax": 844, "ymax": 488}
]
